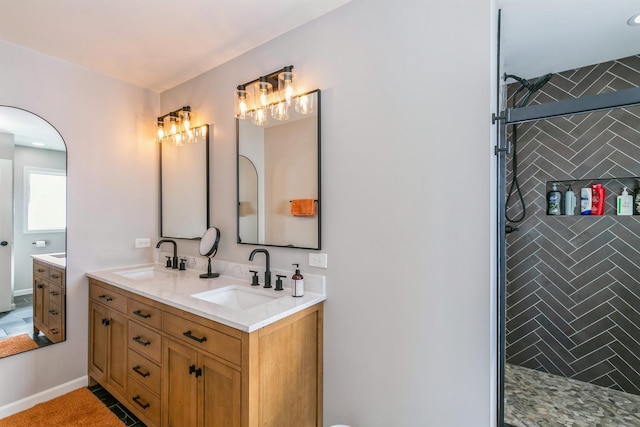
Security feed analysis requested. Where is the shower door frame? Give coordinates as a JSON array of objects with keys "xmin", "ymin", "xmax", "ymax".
[{"xmin": 495, "ymin": 85, "xmax": 640, "ymax": 427}]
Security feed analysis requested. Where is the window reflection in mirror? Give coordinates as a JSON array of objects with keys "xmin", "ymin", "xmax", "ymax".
[
  {"xmin": 237, "ymin": 89, "xmax": 321, "ymax": 249},
  {"xmin": 0, "ymin": 106, "xmax": 66, "ymax": 358}
]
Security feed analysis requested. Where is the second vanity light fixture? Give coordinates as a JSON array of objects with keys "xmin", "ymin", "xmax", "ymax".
[
  {"xmin": 156, "ymin": 106, "xmax": 206, "ymax": 145},
  {"xmin": 234, "ymin": 65, "xmax": 314, "ymax": 127}
]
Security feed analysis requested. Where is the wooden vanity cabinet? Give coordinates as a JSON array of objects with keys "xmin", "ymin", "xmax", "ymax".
[
  {"xmin": 33, "ymin": 259, "xmax": 66, "ymax": 343},
  {"xmin": 88, "ymin": 279, "xmax": 323, "ymax": 427}
]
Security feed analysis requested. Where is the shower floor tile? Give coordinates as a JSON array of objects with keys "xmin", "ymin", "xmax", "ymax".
[{"xmin": 505, "ymin": 363, "xmax": 640, "ymax": 426}]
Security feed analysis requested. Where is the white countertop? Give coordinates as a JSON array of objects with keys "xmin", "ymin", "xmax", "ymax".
[
  {"xmin": 86, "ymin": 263, "xmax": 326, "ymax": 333},
  {"xmin": 32, "ymin": 253, "xmax": 66, "ymax": 269}
]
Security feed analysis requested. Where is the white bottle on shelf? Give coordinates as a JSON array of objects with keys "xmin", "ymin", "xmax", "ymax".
[{"xmin": 617, "ymin": 187, "xmax": 633, "ymax": 215}]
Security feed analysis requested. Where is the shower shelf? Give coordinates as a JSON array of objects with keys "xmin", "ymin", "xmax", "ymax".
[{"xmin": 544, "ymin": 176, "xmax": 640, "ymax": 217}]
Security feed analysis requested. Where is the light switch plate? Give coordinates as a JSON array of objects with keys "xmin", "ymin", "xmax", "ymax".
[
  {"xmin": 309, "ymin": 253, "xmax": 328, "ymax": 268},
  {"xmin": 135, "ymin": 238, "xmax": 151, "ymax": 248}
]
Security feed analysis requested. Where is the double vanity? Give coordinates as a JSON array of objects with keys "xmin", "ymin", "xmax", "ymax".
[{"xmin": 86, "ymin": 264, "xmax": 325, "ymax": 427}]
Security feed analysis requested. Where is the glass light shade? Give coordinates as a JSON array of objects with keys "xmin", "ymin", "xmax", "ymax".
[
  {"xmin": 157, "ymin": 120, "xmax": 165, "ymax": 141},
  {"xmin": 235, "ymin": 86, "xmax": 249, "ymax": 119},
  {"xmin": 271, "ymin": 101, "xmax": 289, "ymax": 121},
  {"xmin": 252, "ymin": 107, "xmax": 269, "ymax": 127},
  {"xmin": 295, "ymin": 93, "xmax": 314, "ymax": 115},
  {"xmin": 169, "ymin": 114, "xmax": 178, "ymax": 135},
  {"xmin": 254, "ymin": 77, "xmax": 273, "ymax": 109},
  {"xmin": 181, "ymin": 108, "xmax": 192, "ymax": 132},
  {"xmin": 278, "ymin": 67, "xmax": 296, "ymax": 106}
]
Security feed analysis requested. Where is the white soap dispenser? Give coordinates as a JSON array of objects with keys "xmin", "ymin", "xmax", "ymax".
[{"xmin": 617, "ymin": 187, "xmax": 633, "ymax": 216}]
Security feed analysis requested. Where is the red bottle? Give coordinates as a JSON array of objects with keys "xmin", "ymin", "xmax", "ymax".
[{"xmin": 591, "ymin": 184, "xmax": 605, "ymax": 215}]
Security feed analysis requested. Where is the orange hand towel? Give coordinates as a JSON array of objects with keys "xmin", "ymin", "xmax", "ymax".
[{"xmin": 291, "ymin": 199, "xmax": 316, "ymax": 217}]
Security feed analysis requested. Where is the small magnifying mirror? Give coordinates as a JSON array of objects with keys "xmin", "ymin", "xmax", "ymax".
[{"xmin": 199, "ymin": 227, "xmax": 220, "ymax": 279}]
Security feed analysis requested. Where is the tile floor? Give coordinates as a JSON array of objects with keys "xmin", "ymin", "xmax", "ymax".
[
  {"xmin": 505, "ymin": 363, "xmax": 640, "ymax": 427},
  {"xmin": 0, "ymin": 295, "xmax": 52, "ymax": 348},
  {"xmin": 88, "ymin": 384, "xmax": 146, "ymax": 427}
]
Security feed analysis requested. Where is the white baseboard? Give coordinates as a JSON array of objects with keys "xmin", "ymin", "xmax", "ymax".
[
  {"xmin": 0, "ymin": 376, "xmax": 88, "ymax": 419},
  {"xmin": 13, "ymin": 289, "xmax": 32, "ymax": 297}
]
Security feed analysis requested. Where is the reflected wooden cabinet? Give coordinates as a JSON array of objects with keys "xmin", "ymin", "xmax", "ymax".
[
  {"xmin": 88, "ymin": 278, "xmax": 323, "ymax": 427},
  {"xmin": 33, "ymin": 259, "xmax": 66, "ymax": 343}
]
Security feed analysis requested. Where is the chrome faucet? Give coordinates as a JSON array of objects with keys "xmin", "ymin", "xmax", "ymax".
[
  {"xmin": 249, "ymin": 248, "xmax": 271, "ymax": 288},
  {"xmin": 156, "ymin": 239, "xmax": 178, "ymax": 269}
]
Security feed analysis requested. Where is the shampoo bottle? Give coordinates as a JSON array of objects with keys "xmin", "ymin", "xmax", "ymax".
[
  {"xmin": 617, "ymin": 187, "xmax": 633, "ymax": 215},
  {"xmin": 591, "ymin": 184, "xmax": 605, "ymax": 215},
  {"xmin": 291, "ymin": 263, "xmax": 304, "ymax": 297},
  {"xmin": 581, "ymin": 187, "xmax": 592, "ymax": 215},
  {"xmin": 547, "ymin": 183, "xmax": 562, "ymax": 215},
  {"xmin": 564, "ymin": 184, "xmax": 576, "ymax": 216}
]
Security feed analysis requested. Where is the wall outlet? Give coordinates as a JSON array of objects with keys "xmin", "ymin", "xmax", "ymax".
[
  {"xmin": 309, "ymin": 253, "xmax": 328, "ymax": 268},
  {"xmin": 135, "ymin": 238, "xmax": 151, "ymax": 248}
]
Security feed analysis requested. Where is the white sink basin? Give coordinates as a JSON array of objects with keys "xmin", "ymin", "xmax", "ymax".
[
  {"xmin": 115, "ymin": 267, "xmax": 175, "ymax": 280},
  {"xmin": 49, "ymin": 253, "xmax": 66, "ymax": 259},
  {"xmin": 191, "ymin": 286, "xmax": 278, "ymax": 311}
]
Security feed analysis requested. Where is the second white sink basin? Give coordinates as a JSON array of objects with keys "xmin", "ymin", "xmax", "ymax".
[
  {"xmin": 115, "ymin": 266, "xmax": 175, "ymax": 280},
  {"xmin": 191, "ymin": 286, "xmax": 278, "ymax": 311}
]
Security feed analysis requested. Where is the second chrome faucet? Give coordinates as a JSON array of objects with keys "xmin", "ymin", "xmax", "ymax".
[{"xmin": 249, "ymin": 248, "xmax": 271, "ymax": 288}]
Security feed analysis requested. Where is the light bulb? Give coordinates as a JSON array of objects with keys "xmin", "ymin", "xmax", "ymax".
[
  {"xmin": 278, "ymin": 66, "xmax": 296, "ymax": 106},
  {"xmin": 182, "ymin": 107, "xmax": 191, "ymax": 132},
  {"xmin": 157, "ymin": 119, "xmax": 165, "ymax": 141},
  {"xmin": 235, "ymin": 85, "xmax": 249, "ymax": 119},
  {"xmin": 255, "ymin": 77, "xmax": 273, "ymax": 108},
  {"xmin": 169, "ymin": 113, "xmax": 178, "ymax": 135}
]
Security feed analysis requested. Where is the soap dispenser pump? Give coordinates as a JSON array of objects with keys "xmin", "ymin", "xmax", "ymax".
[
  {"xmin": 291, "ymin": 264, "xmax": 304, "ymax": 297},
  {"xmin": 617, "ymin": 187, "xmax": 633, "ymax": 216}
]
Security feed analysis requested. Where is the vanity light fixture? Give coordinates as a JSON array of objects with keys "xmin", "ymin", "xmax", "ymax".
[
  {"xmin": 156, "ymin": 106, "xmax": 204, "ymax": 145},
  {"xmin": 234, "ymin": 65, "xmax": 312, "ymax": 127}
]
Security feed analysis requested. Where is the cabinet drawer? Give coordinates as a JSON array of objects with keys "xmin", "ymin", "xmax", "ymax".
[
  {"xmin": 128, "ymin": 349, "xmax": 161, "ymax": 395},
  {"xmin": 48, "ymin": 283, "xmax": 63, "ymax": 306},
  {"xmin": 33, "ymin": 263, "xmax": 49, "ymax": 279},
  {"xmin": 163, "ymin": 312, "xmax": 241, "ymax": 366},
  {"xmin": 48, "ymin": 302, "xmax": 63, "ymax": 342},
  {"xmin": 90, "ymin": 281, "xmax": 128, "ymax": 313},
  {"xmin": 127, "ymin": 378, "xmax": 161, "ymax": 426},
  {"xmin": 128, "ymin": 298, "xmax": 162, "ymax": 330},
  {"xmin": 128, "ymin": 321, "xmax": 162, "ymax": 364},
  {"xmin": 49, "ymin": 267, "xmax": 64, "ymax": 286}
]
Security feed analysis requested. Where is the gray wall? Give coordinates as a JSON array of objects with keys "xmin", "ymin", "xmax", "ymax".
[
  {"xmin": 506, "ymin": 55, "xmax": 640, "ymax": 394},
  {"xmin": 0, "ymin": 0, "xmax": 497, "ymax": 425}
]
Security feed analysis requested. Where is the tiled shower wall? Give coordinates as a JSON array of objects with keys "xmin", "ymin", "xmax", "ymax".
[{"xmin": 505, "ymin": 55, "xmax": 640, "ymax": 395}]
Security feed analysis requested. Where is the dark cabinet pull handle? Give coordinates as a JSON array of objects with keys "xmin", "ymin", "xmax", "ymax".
[
  {"xmin": 49, "ymin": 309, "xmax": 58, "ymax": 315},
  {"xmin": 189, "ymin": 364, "xmax": 196, "ymax": 375},
  {"xmin": 132, "ymin": 336, "xmax": 151, "ymax": 347},
  {"xmin": 51, "ymin": 329, "xmax": 59, "ymax": 334},
  {"xmin": 132, "ymin": 395, "xmax": 150, "ymax": 409},
  {"xmin": 183, "ymin": 330, "xmax": 207, "ymax": 343},
  {"xmin": 133, "ymin": 309, "xmax": 151, "ymax": 319},
  {"xmin": 98, "ymin": 295, "xmax": 113, "ymax": 302},
  {"xmin": 37, "ymin": 284, "xmax": 44, "ymax": 289},
  {"xmin": 50, "ymin": 291, "xmax": 59, "ymax": 296},
  {"xmin": 51, "ymin": 274, "xmax": 60, "ymax": 279},
  {"xmin": 37, "ymin": 268, "xmax": 45, "ymax": 273},
  {"xmin": 195, "ymin": 367, "xmax": 202, "ymax": 378},
  {"xmin": 101, "ymin": 318, "xmax": 110, "ymax": 326},
  {"xmin": 132, "ymin": 365, "xmax": 150, "ymax": 378}
]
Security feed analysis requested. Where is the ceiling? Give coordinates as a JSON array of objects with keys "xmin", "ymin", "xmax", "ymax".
[
  {"xmin": 499, "ymin": 0, "xmax": 640, "ymax": 80},
  {"xmin": 0, "ymin": 0, "xmax": 353, "ymax": 93}
]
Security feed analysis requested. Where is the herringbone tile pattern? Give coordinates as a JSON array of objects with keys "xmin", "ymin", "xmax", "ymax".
[{"xmin": 505, "ymin": 55, "xmax": 640, "ymax": 395}]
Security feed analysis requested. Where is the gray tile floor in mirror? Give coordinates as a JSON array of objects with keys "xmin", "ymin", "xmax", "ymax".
[
  {"xmin": 0, "ymin": 295, "xmax": 52, "ymax": 347},
  {"xmin": 505, "ymin": 363, "xmax": 640, "ymax": 427}
]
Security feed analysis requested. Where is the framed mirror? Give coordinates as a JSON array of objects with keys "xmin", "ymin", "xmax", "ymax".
[
  {"xmin": 160, "ymin": 124, "xmax": 210, "ymax": 239},
  {"xmin": 237, "ymin": 89, "xmax": 321, "ymax": 249},
  {"xmin": 0, "ymin": 106, "xmax": 67, "ymax": 358}
]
